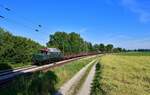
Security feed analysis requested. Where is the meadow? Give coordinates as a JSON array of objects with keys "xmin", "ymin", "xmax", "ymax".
[
  {"xmin": 115, "ymin": 52, "xmax": 150, "ymax": 56},
  {"xmin": 99, "ymin": 53, "xmax": 150, "ymax": 95}
]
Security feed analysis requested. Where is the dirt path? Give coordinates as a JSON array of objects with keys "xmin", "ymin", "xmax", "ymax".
[
  {"xmin": 54, "ymin": 59, "xmax": 96, "ymax": 95},
  {"xmin": 77, "ymin": 64, "xmax": 96, "ymax": 95}
]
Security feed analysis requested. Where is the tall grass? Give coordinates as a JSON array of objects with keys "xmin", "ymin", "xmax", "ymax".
[
  {"xmin": 0, "ymin": 71, "xmax": 58, "ymax": 95},
  {"xmin": 99, "ymin": 54, "xmax": 150, "ymax": 95}
]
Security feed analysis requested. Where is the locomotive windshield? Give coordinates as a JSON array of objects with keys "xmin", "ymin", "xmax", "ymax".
[
  {"xmin": 40, "ymin": 50, "xmax": 47, "ymax": 54},
  {"xmin": 40, "ymin": 48, "xmax": 48, "ymax": 54}
]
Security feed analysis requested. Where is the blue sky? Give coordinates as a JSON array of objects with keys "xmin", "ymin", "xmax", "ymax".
[{"xmin": 0, "ymin": 0, "xmax": 150, "ymax": 49}]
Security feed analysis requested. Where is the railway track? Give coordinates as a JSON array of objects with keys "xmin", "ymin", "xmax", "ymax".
[
  {"xmin": 0, "ymin": 66, "xmax": 37, "ymax": 76},
  {"xmin": 0, "ymin": 55, "xmax": 97, "ymax": 86}
]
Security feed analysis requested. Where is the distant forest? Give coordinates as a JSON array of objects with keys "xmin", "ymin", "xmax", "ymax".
[
  {"xmin": 128, "ymin": 49, "xmax": 150, "ymax": 52},
  {"xmin": 0, "ymin": 28, "xmax": 124, "ymax": 65}
]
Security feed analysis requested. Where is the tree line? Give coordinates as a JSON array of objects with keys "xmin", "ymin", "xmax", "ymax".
[
  {"xmin": 0, "ymin": 28, "xmax": 125, "ymax": 66},
  {"xmin": 47, "ymin": 31, "xmax": 125, "ymax": 55},
  {"xmin": 127, "ymin": 49, "xmax": 150, "ymax": 52},
  {"xmin": 0, "ymin": 28, "xmax": 43, "ymax": 65}
]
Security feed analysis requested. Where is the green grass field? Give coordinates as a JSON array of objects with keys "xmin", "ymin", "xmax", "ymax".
[
  {"xmin": 99, "ymin": 53, "xmax": 150, "ymax": 95},
  {"xmin": 115, "ymin": 52, "xmax": 150, "ymax": 56}
]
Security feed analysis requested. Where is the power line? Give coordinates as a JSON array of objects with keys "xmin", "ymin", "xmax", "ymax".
[
  {"xmin": 0, "ymin": 4, "xmax": 42, "ymax": 32},
  {"xmin": 0, "ymin": 4, "xmax": 11, "ymax": 11},
  {"xmin": 0, "ymin": 14, "xmax": 39, "ymax": 32},
  {"xmin": 0, "ymin": 15, "xmax": 5, "ymax": 19}
]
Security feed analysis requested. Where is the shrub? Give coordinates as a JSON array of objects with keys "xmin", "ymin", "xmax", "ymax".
[
  {"xmin": 90, "ymin": 63, "xmax": 104, "ymax": 95},
  {"xmin": 0, "ymin": 71, "xmax": 58, "ymax": 95}
]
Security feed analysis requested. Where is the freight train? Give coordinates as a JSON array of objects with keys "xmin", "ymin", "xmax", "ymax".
[{"xmin": 32, "ymin": 48, "xmax": 98, "ymax": 65}]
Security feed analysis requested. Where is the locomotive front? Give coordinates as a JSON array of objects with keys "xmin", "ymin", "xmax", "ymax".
[{"xmin": 32, "ymin": 48, "xmax": 63, "ymax": 65}]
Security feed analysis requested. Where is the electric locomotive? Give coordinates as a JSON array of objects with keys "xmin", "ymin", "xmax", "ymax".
[{"xmin": 32, "ymin": 48, "xmax": 63, "ymax": 65}]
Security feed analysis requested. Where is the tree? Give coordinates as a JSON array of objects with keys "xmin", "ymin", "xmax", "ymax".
[
  {"xmin": 113, "ymin": 47, "xmax": 122, "ymax": 53},
  {"xmin": 106, "ymin": 44, "xmax": 113, "ymax": 52},
  {"xmin": 93, "ymin": 44, "xmax": 99, "ymax": 52},
  {"xmin": 47, "ymin": 31, "xmax": 91, "ymax": 55},
  {"xmin": 86, "ymin": 42, "xmax": 94, "ymax": 52},
  {"xmin": 69, "ymin": 32, "xmax": 84, "ymax": 54},
  {"xmin": 0, "ymin": 28, "xmax": 43, "ymax": 65},
  {"xmin": 98, "ymin": 44, "xmax": 105, "ymax": 53}
]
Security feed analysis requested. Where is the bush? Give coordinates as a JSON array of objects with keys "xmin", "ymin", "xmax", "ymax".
[
  {"xmin": 0, "ymin": 63, "xmax": 12, "ymax": 70},
  {"xmin": 0, "ymin": 28, "xmax": 43, "ymax": 67},
  {"xmin": 0, "ymin": 71, "xmax": 58, "ymax": 95},
  {"xmin": 90, "ymin": 63, "xmax": 105, "ymax": 95}
]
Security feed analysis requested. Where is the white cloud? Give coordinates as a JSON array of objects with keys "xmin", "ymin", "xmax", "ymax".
[{"xmin": 121, "ymin": 0, "xmax": 150, "ymax": 23}]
